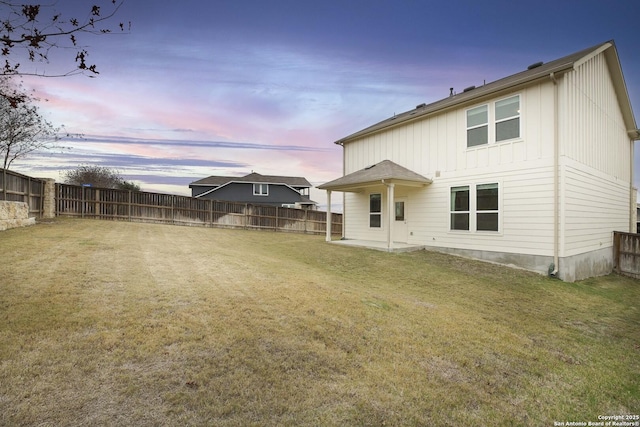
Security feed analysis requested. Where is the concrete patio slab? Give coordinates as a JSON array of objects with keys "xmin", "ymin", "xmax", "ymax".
[{"xmin": 329, "ymin": 239, "xmax": 425, "ymax": 253}]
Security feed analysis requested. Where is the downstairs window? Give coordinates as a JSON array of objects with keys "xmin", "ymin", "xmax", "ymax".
[{"xmin": 370, "ymin": 193, "xmax": 381, "ymax": 228}]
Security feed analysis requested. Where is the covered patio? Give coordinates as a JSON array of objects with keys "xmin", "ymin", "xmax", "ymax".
[{"xmin": 318, "ymin": 160, "xmax": 432, "ymax": 251}]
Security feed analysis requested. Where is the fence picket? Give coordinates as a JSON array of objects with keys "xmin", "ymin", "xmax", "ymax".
[
  {"xmin": 613, "ymin": 231, "xmax": 640, "ymax": 279},
  {"xmin": 53, "ymin": 183, "xmax": 340, "ymax": 235},
  {"xmin": 0, "ymin": 168, "xmax": 44, "ymax": 217}
]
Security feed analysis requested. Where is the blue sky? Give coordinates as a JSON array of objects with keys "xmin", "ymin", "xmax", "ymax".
[{"xmin": 10, "ymin": 0, "xmax": 640, "ymax": 207}]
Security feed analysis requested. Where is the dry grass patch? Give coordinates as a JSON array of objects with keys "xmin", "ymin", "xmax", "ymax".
[{"xmin": 0, "ymin": 218, "xmax": 638, "ymax": 426}]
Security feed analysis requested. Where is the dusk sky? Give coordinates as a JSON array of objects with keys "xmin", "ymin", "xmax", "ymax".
[{"xmin": 10, "ymin": 0, "xmax": 640, "ymax": 208}]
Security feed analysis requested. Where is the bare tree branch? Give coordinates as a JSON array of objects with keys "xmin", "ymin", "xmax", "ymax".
[
  {"xmin": 0, "ymin": 75, "xmax": 62, "ymax": 169},
  {"xmin": 0, "ymin": 1, "xmax": 128, "ymax": 78}
]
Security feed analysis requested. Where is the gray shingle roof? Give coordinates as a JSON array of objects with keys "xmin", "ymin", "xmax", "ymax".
[
  {"xmin": 318, "ymin": 160, "xmax": 431, "ymax": 191},
  {"xmin": 190, "ymin": 172, "xmax": 311, "ymax": 188},
  {"xmin": 336, "ymin": 40, "xmax": 638, "ymax": 144}
]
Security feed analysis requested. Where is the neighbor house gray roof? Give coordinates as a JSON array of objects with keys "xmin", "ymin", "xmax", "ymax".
[
  {"xmin": 336, "ymin": 40, "xmax": 639, "ymax": 144},
  {"xmin": 318, "ymin": 160, "xmax": 431, "ymax": 192},
  {"xmin": 189, "ymin": 172, "xmax": 312, "ymax": 188}
]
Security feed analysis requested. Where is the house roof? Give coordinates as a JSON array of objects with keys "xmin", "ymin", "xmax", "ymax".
[
  {"xmin": 335, "ymin": 40, "xmax": 639, "ymax": 145},
  {"xmin": 189, "ymin": 172, "xmax": 312, "ymax": 188},
  {"xmin": 318, "ymin": 160, "xmax": 432, "ymax": 192}
]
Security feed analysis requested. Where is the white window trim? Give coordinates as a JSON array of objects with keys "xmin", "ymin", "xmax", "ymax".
[
  {"xmin": 369, "ymin": 193, "xmax": 382, "ymax": 229},
  {"xmin": 466, "ymin": 94, "xmax": 521, "ymax": 149},
  {"xmin": 449, "ymin": 182, "xmax": 502, "ymax": 234},
  {"xmin": 450, "ymin": 185, "xmax": 470, "ymax": 232},
  {"xmin": 253, "ymin": 183, "xmax": 269, "ymax": 196},
  {"xmin": 466, "ymin": 105, "xmax": 488, "ymax": 148},
  {"xmin": 475, "ymin": 183, "xmax": 500, "ymax": 233}
]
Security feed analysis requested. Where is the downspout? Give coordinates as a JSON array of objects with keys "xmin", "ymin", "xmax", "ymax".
[
  {"xmin": 631, "ymin": 131, "xmax": 639, "ymax": 233},
  {"xmin": 550, "ymin": 72, "xmax": 559, "ymax": 277},
  {"xmin": 341, "ymin": 143, "xmax": 346, "ymax": 240},
  {"xmin": 631, "ymin": 138, "xmax": 634, "ymax": 233}
]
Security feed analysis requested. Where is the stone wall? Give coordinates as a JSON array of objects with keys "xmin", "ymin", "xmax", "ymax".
[{"xmin": 0, "ymin": 201, "xmax": 36, "ymax": 231}]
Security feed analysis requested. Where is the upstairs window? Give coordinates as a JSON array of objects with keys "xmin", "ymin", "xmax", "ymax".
[
  {"xmin": 450, "ymin": 186, "xmax": 470, "ymax": 231},
  {"xmin": 370, "ymin": 193, "xmax": 381, "ymax": 228},
  {"xmin": 253, "ymin": 183, "xmax": 268, "ymax": 196},
  {"xmin": 495, "ymin": 96, "xmax": 520, "ymax": 142},
  {"xmin": 466, "ymin": 105, "xmax": 488, "ymax": 147},
  {"xmin": 466, "ymin": 95, "xmax": 520, "ymax": 147}
]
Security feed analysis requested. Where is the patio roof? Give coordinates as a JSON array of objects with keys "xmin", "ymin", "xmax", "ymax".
[{"xmin": 318, "ymin": 160, "xmax": 432, "ymax": 192}]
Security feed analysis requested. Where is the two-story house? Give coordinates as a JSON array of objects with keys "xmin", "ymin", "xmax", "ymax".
[
  {"xmin": 189, "ymin": 172, "xmax": 317, "ymax": 209},
  {"xmin": 320, "ymin": 41, "xmax": 639, "ymax": 282}
]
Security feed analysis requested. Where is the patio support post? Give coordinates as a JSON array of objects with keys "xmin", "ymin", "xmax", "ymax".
[
  {"xmin": 385, "ymin": 181, "xmax": 394, "ymax": 250},
  {"xmin": 325, "ymin": 190, "xmax": 332, "ymax": 242}
]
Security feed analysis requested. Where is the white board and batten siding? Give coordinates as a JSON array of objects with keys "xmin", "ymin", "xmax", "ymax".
[
  {"xmin": 557, "ymin": 51, "xmax": 634, "ymax": 256},
  {"xmin": 343, "ymin": 78, "xmax": 561, "ymax": 258},
  {"xmin": 336, "ymin": 44, "xmax": 635, "ymax": 280}
]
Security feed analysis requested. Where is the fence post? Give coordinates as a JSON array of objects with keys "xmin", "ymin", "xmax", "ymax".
[
  {"xmin": 41, "ymin": 179, "xmax": 55, "ymax": 218},
  {"xmin": 613, "ymin": 232, "xmax": 618, "ymax": 272},
  {"xmin": 304, "ymin": 208, "xmax": 308, "ymax": 234},
  {"xmin": 39, "ymin": 178, "xmax": 44, "ymax": 217},
  {"xmin": 128, "ymin": 190, "xmax": 132, "ymax": 221},
  {"xmin": 1, "ymin": 168, "xmax": 5, "ymax": 201},
  {"xmin": 95, "ymin": 189, "xmax": 100, "ymax": 219},
  {"xmin": 26, "ymin": 176, "xmax": 30, "ymax": 205}
]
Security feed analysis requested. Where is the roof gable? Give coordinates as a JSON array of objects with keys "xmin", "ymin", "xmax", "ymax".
[{"xmin": 337, "ymin": 40, "xmax": 638, "ymax": 144}]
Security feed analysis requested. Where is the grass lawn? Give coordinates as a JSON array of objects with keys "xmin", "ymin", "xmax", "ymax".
[{"xmin": 1, "ymin": 219, "xmax": 638, "ymax": 426}]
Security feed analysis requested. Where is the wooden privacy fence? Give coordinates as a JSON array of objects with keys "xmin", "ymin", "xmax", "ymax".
[
  {"xmin": 56, "ymin": 183, "xmax": 342, "ymax": 235},
  {"xmin": 613, "ymin": 231, "xmax": 640, "ymax": 279},
  {"xmin": 0, "ymin": 168, "xmax": 45, "ymax": 217}
]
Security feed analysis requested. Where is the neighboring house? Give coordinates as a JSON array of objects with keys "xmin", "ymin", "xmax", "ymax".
[
  {"xmin": 320, "ymin": 41, "xmax": 639, "ymax": 282},
  {"xmin": 189, "ymin": 172, "xmax": 317, "ymax": 209}
]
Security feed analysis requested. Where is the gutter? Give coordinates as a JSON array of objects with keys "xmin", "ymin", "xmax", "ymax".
[
  {"xmin": 630, "ymin": 130, "xmax": 639, "ymax": 233},
  {"xmin": 335, "ymin": 65, "xmax": 576, "ymax": 146}
]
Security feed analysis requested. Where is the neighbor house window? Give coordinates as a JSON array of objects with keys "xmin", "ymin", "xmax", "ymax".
[
  {"xmin": 370, "ymin": 193, "xmax": 381, "ymax": 228},
  {"xmin": 495, "ymin": 96, "xmax": 520, "ymax": 142},
  {"xmin": 450, "ymin": 186, "xmax": 470, "ymax": 231},
  {"xmin": 466, "ymin": 95, "xmax": 520, "ymax": 147},
  {"xmin": 253, "ymin": 183, "xmax": 268, "ymax": 195},
  {"xmin": 476, "ymin": 183, "xmax": 499, "ymax": 231},
  {"xmin": 466, "ymin": 105, "xmax": 488, "ymax": 147}
]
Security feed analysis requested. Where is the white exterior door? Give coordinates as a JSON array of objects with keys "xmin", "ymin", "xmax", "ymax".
[{"xmin": 393, "ymin": 198, "xmax": 408, "ymax": 243}]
